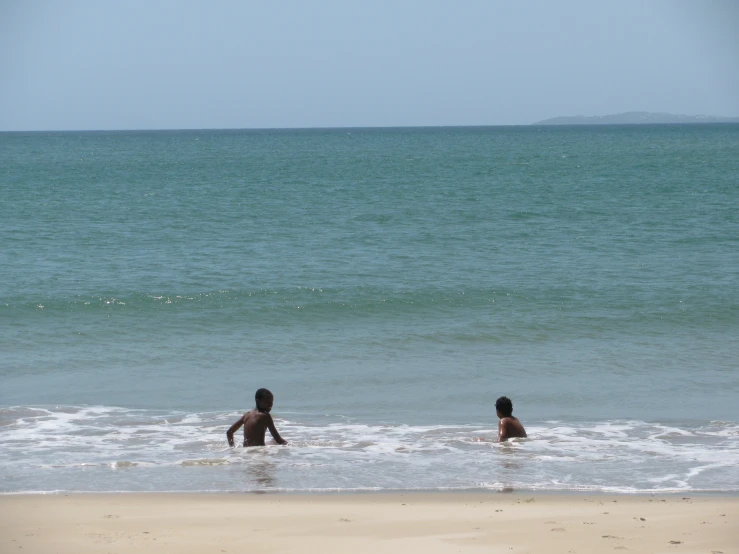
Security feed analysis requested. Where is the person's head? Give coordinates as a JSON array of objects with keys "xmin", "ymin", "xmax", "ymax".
[
  {"xmin": 495, "ymin": 396, "xmax": 513, "ymax": 419},
  {"xmin": 255, "ymin": 388, "xmax": 274, "ymax": 413}
]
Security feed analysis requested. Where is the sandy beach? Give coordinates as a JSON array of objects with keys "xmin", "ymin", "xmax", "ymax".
[{"xmin": 1, "ymin": 493, "xmax": 735, "ymax": 553}]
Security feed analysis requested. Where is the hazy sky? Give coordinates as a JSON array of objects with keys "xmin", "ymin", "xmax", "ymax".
[{"xmin": 1, "ymin": 0, "xmax": 737, "ymax": 130}]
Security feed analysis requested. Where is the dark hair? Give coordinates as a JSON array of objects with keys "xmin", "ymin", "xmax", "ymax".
[
  {"xmin": 495, "ymin": 396, "xmax": 513, "ymax": 417},
  {"xmin": 255, "ymin": 388, "xmax": 273, "ymax": 401}
]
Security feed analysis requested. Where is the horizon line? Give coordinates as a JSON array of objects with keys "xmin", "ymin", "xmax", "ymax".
[
  {"xmin": 1, "ymin": 123, "xmax": 529, "ymax": 133},
  {"xmin": 3, "ymin": 121, "xmax": 739, "ymax": 133}
]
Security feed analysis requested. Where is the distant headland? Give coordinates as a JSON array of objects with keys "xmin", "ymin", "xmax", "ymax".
[{"xmin": 532, "ymin": 111, "xmax": 739, "ymax": 125}]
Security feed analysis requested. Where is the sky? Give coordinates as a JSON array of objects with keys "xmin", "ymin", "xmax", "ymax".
[{"xmin": 1, "ymin": 0, "xmax": 737, "ymax": 130}]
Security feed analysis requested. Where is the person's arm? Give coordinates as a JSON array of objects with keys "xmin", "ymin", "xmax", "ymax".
[
  {"xmin": 226, "ymin": 415, "xmax": 245, "ymax": 447},
  {"xmin": 266, "ymin": 414, "xmax": 287, "ymax": 445},
  {"xmin": 498, "ymin": 419, "xmax": 509, "ymax": 443}
]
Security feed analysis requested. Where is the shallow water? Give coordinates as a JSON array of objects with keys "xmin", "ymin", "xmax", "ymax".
[{"xmin": 1, "ymin": 406, "xmax": 737, "ymax": 493}]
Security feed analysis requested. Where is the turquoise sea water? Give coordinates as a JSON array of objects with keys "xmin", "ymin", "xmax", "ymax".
[{"xmin": 1, "ymin": 125, "xmax": 738, "ymax": 493}]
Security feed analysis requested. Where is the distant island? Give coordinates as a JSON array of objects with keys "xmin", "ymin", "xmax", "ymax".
[{"xmin": 532, "ymin": 111, "xmax": 739, "ymax": 125}]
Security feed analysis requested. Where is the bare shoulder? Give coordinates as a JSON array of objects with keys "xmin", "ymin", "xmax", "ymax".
[
  {"xmin": 503, "ymin": 416, "xmax": 527, "ymax": 437},
  {"xmin": 245, "ymin": 410, "xmax": 270, "ymax": 424}
]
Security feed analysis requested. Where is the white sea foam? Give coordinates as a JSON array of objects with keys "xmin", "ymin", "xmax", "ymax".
[{"xmin": 0, "ymin": 406, "xmax": 737, "ymax": 494}]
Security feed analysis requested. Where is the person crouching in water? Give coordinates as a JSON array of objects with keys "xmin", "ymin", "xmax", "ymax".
[
  {"xmin": 496, "ymin": 396, "xmax": 527, "ymax": 442},
  {"xmin": 227, "ymin": 388, "xmax": 288, "ymax": 447}
]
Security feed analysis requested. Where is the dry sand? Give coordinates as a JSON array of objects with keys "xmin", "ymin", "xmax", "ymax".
[{"xmin": 1, "ymin": 493, "xmax": 736, "ymax": 553}]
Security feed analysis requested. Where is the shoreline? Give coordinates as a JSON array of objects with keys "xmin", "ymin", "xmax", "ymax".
[
  {"xmin": 0, "ymin": 487, "xmax": 739, "ymax": 499},
  {"xmin": 2, "ymin": 492, "xmax": 736, "ymax": 553},
  {"xmin": 3, "ymin": 488, "xmax": 739, "ymax": 497}
]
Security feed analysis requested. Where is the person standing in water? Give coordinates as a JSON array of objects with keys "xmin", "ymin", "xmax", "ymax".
[
  {"xmin": 496, "ymin": 396, "xmax": 527, "ymax": 442},
  {"xmin": 227, "ymin": 388, "xmax": 288, "ymax": 447}
]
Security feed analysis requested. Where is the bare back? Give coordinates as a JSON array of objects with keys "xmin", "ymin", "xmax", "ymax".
[
  {"xmin": 227, "ymin": 408, "xmax": 286, "ymax": 447},
  {"xmin": 242, "ymin": 409, "xmax": 273, "ymax": 446},
  {"xmin": 498, "ymin": 416, "xmax": 527, "ymax": 442}
]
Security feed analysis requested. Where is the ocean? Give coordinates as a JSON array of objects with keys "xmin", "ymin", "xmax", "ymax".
[{"xmin": 1, "ymin": 124, "xmax": 737, "ymax": 493}]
